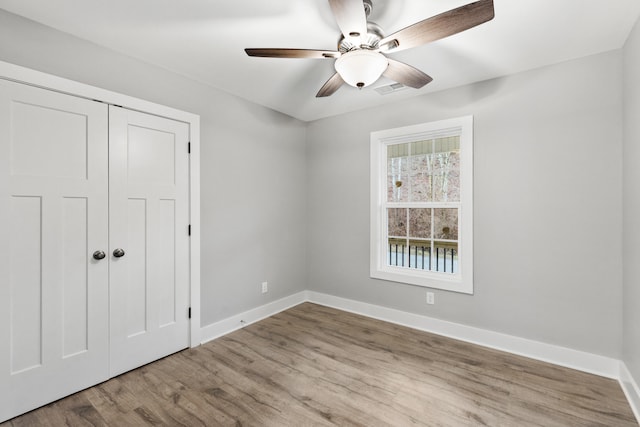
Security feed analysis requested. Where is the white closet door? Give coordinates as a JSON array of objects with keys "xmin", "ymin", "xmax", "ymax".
[
  {"xmin": 108, "ymin": 106, "xmax": 190, "ymax": 376},
  {"xmin": 0, "ymin": 81, "xmax": 110, "ymax": 421}
]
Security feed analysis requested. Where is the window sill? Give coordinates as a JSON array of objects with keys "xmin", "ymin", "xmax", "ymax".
[{"xmin": 370, "ymin": 266, "xmax": 473, "ymax": 294}]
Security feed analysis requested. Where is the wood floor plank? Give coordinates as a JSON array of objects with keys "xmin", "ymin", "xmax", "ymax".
[{"xmin": 2, "ymin": 302, "xmax": 636, "ymax": 426}]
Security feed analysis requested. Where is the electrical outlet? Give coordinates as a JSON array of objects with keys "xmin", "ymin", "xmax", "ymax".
[
  {"xmin": 426, "ymin": 291, "xmax": 435, "ymax": 305},
  {"xmin": 261, "ymin": 281, "xmax": 268, "ymax": 293}
]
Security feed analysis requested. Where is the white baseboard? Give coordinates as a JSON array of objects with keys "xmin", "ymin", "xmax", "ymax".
[
  {"xmin": 620, "ymin": 362, "xmax": 640, "ymax": 424},
  {"xmin": 305, "ymin": 291, "xmax": 621, "ymax": 379},
  {"xmin": 200, "ymin": 291, "xmax": 308, "ymax": 344}
]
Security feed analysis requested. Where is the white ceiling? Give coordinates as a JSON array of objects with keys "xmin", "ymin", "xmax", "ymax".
[{"xmin": 1, "ymin": 0, "xmax": 639, "ymax": 122}]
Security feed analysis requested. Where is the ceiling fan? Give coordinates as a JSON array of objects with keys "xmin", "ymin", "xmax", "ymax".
[{"xmin": 245, "ymin": 0, "xmax": 495, "ymax": 97}]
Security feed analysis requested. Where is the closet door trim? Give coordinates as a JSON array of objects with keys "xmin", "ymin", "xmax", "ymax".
[{"xmin": 0, "ymin": 59, "xmax": 202, "ymax": 347}]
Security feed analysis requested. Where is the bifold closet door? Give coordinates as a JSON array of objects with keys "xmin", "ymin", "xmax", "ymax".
[
  {"xmin": 108, "ymin": 106, "xmax": 190, "ymax": 377},
  {"xmin": 0, "ymin": 80, "xmax": 110, "ymax": 421}
]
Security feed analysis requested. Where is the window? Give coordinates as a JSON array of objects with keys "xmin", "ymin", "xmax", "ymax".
[{"xmin": 370, "ymin": 116, "xmax": 473, "ymax": 293}]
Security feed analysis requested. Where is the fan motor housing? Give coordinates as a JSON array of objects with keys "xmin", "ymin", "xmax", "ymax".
[{"xmin": 338, "ymin": 22, "xmax": 384, "ymax": 53}]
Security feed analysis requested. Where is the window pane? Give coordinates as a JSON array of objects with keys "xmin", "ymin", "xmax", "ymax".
[
  {"xmin": 387, "ymin": 144, "xmax": 409, "ymax": 202},
  {"xmin": 432, "ymin": 136, "xmax": 460, "ymax": 202},
  {"xmin": 387, "ymin": 208, "xmax": 407, "ymax": 237},
  {"xmin": 388, "ymin": 238, "xmax": 408, "ymax": 267},
  {"xmin": 408, "ymin": 241, "xmax": 432, "ymax": 270},
  {"xmin": 433, "ymin": 208, "xmax": 458, "ymax": 240},
  {"xmin": 433, "ymin": 242, "xmax": 458, "ymax": 273},
  {"xmin": 408, "ymin": 208, "xmax": 431, "ymax": 239},
  {"xmin": 445, "ymin": 150, "xmax": 460, "ymax": 201},
  {"xmin": 409, "ymin": 141, "xmax": 433, "ymax": 202}
]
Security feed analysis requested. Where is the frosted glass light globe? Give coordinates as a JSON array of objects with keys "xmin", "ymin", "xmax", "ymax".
[{"xmin": 335, "ymin": 50, "xmax": 389, "ymax": 88}]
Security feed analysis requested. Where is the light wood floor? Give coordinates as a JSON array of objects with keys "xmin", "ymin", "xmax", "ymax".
[{"xmin": 2, "ymin": 303, "xmax": 636, "ymax": 426}]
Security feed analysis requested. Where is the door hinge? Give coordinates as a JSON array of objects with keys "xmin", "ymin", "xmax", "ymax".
[
  {"xmin": 188, "ymin": 224, "xmax": 191, "ymax": 236},
  {"xmin": 188, "ymin": 142, "xmax": 191, "ymax": 153},
  {"xmin": 188, "ymin": 307, "xmax": 191, "ymax": 319}
]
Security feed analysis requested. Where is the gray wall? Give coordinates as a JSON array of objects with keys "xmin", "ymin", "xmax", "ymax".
[
  {"xmin": 306, "ymin": 51, "xmax": 623, "ymax": 358},
  {"xmin": 623, "ymin": 17, "xmax": 640, "ymax": 379},
  {"xmin": 0, "ymin": 10, "xmax": 308, "ymax": 326}
]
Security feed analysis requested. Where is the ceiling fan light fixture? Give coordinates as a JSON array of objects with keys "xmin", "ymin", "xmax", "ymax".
[
  {"xmin": 334, "ymin": 50, "xmax": 388, "ymax": 89},
  {"xmin": 246, "ymin": 0, "xmax": 495, "ymax": 97}
]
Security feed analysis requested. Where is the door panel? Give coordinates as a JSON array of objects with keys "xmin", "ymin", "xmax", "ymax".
[
  {"xmin": 9, "ymin": 195, "xmax": 42, "ymax": 374},
  {"xmin": 126, "ymin": 198, "xmax": 148, "ymax": 337},
  {"xmin": 157, "ymin": 199, "xmax": 177, "ymax": 327},
  {"xmin": 109, "ymin": 106, "xmax": 190, "ymax": 377},
  {"xmin": 62, "ymin": 197, "xmax": 90, "ymax": 357},
  {"xmin": 0, "ymin": 80, "xmax": 109, "ymax": 421},
  {"xmin": 10, "ymin": 101, "xmax": 88, "ymax": 179},
  {"xmin": 127, "ymin": 125, "xmax": 176, "ymax": 185}
]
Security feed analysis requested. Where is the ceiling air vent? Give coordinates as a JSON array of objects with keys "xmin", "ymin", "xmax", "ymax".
[{"xmin": 374, "ymin": 82, "xmax": 407, "ymax": 95}]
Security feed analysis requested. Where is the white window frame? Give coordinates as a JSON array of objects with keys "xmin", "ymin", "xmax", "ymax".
[{"xmin": 370, "ymin": 116, "xmax": 473, "ymax": 294}]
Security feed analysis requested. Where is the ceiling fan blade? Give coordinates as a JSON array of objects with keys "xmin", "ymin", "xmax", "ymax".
[
  {"xmin": 245, "ymin": 48, "xmax": 340, "ymax": 59},
  {"xmin": 379, "ymin": 0, "xmax": 494, "ymax": 53},
  {"xmin": 316, "ymin": 73, "xmax": 345, "ymax": 97},
  {"xmin": 383, "ymin": 58, "xmax": 433, "ymax": 89},
  {"xmin": 328, "ymin": 0, "xmax": 368, "ymax": 40}
]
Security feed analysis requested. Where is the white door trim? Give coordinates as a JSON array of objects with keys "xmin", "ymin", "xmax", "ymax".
[{"xmin": 0, "ymin": 60, "xmax": 201, "ymax": 347}]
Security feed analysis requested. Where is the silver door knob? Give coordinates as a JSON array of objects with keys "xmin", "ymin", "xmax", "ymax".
[
  {"xmin": 113, "ymin": 248, "xmax": 125, "ymax": 258},
  {"xmin": 93, "ymin": 250, "xmax": 106, "ymax": 260}
]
